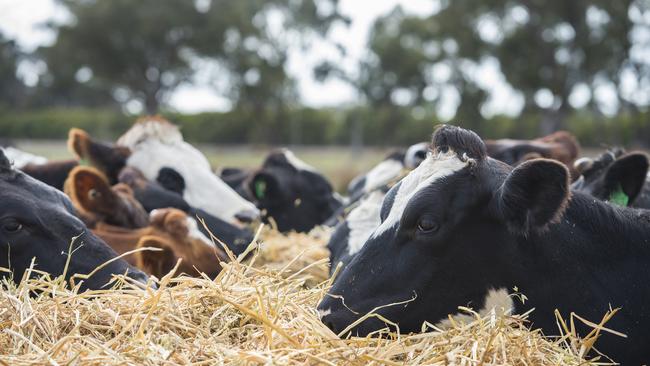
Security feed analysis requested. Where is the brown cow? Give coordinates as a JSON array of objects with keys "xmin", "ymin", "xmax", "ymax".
[
  {"xmin": 484, "ymin": 131, "xmax": 581, "ymax": 178},
  {"xmin": 93, "ymin": 208, "xmax": 228, "ymax": 279},
  {"xmin": 64, "ymin": 166, "xmax": 149, "ymax": 229}
]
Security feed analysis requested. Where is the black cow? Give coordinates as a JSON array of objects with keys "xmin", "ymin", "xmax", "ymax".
[
  {"xmin": 232, "ymin": 149, "xmax": 343, "ymax": 233},
  {"xmin": 572, "ymin": 148, "xmax": 650, "ymax": 208},
  {"xmin": 319, "ymin": 125, "xmax": 650, "ymax": 364},
  {"xmin": 118, "ymin": 167, "xmax": 254, "ymax": 255},
  {"xmin": 0, "ymin": 148, "xmax": 149, "ymax": 290}
]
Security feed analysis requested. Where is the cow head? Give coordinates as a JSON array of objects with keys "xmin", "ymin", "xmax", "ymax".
[
  {"xmin": 318, "ymin": 125, "xmax": 570, "ymax": 335},
  {"xmin": 572, "ymin": 149, "xmax": 649, "ymax": 206},
  {"xmin": 135, "ymin": 208, "xmax": 228, "ymax": 279},
  {"xmin": 65, "ymin": 166, "xmax": 149, "ymax": 229},
  {"xmin": 68, "ymin": 128, "xmax": 131, "ymax": 183},
  {"xmin": 247, "ymin": 149, "xmax": 343, "ymax": 232},
  {"xmin": 117, "ymin": 117, "xmax": 260, "ymax": 225},
  {"xmin": 0, "ymin": 148, "xmax": 149, "ymax": 290}
]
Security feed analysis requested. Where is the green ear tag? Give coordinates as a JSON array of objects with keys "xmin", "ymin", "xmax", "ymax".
[
  {"xmin": 78, "ymin": 158, "xmax": 89, "ymax": 167},
  {"xmin": 254, "ymin": 180, "xmax": 266, "ymax": 199},
  {"xmin": 609, "ymin": 185, "xmax": 629, "ymax": 207}
]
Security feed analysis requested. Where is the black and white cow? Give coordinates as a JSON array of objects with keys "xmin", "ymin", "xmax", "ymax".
[
  {"xmin": 327, "ymin": 189, "xmax": 387, "ymax": 273},
  {"xmin": 319, "ymin": 125, "xmax": 650, "ymax": 364},
  {"xmin": 117, "ymin": 117, "xmax": 260, "ymax": 225},
  {"xmin": 347, "ymin": 142, "xmax": 428, "ymax": 201},
  {"xmin": 239, "ymin": 148, "xmax": 344, "ymax": 233},
  {"xmin": 572, "ymin": 148, "xmax": 650, "ymax": 208}
]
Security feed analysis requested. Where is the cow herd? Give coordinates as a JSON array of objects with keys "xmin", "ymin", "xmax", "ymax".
[{"xmin": 2, "ymin": 119, "xmax": 650, "ymax": 363}]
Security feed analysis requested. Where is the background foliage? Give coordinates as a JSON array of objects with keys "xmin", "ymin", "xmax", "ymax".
[{"xmin": 2, "ymin": 0, "xmax": 650, "ymax": 147}]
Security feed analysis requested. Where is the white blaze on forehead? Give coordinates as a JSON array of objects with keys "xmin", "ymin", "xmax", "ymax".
[
  {"xmin": 347, "ymin": 190, "xmax": 384, "ymax": 255},
  {"xmin": 371, "ymin": 151, "xmax": 468, "ymax": 238},
  {"xmin": 283, "ymin": 149, "xmax": 316, "ymax": 172},
  {"xmin": 404, "ymin": 142, "xmax": 429, "ymax": 169},
  {"xmin": 435, "ymin": 288, "xmax": 513, "ymax": 329},
  {"xmin": 362, "ymin": 159, "xmax": 405, "ymax": 194},
  {"xmin": 4, "ymin": 147, "xmax": 48, "ymax": 168},
  {"xmin": 117, "ymin": 118, "xmax": 183, "ymax": 147}
]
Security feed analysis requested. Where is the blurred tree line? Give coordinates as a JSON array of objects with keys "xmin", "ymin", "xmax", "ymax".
[{"xmin": 2, "ymin": 0, "xmax": 650, "ymax": 146}]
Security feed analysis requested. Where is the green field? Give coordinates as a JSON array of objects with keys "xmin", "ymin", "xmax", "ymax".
[{"xmin": 15, "ymin": 140, "xmax": 393, "ymax": 192}]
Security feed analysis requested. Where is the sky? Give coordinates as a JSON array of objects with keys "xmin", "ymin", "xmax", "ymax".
[{"xmin": 0, "ymin": 0, "xmax": 522, "ymax": 117}]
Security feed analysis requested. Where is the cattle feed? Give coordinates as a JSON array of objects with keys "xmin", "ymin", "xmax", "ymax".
[{"xmin": 372, "ymin": 151, "xmax": 468, "ymax": 238}]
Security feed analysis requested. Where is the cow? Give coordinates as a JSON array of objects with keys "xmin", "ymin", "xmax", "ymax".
[
  {"xmin": 116, "ymin": 116, "xmax": 260, "ymax": 225},
  {"xmin": 2, "ymin": 146, "xmax": 48, "ymax": 168},
  {"xmin": 0, "ymin": 148, "xmax": 149, "ymax": 290},
  {"xmin": 347, "ymin": 142, "xmax": 429, "ymax": 201},
  {"xmin": 318, "ymin": 125, "xmax": 650, "ymax": 365},
  {"xmin": 64, "ymin": 166, "xmax": 149, "ymax": 229},
  {"xmin": 327, "ymin": 189, "xmax": 386, "ymax": 274},
  {"xmin": 93, "ymin": 208, "xmax": 228, "ymax": 279},
  {"xmin": 233, "ymin": 148, "xmax": 344, "ymax": 233},
  {"xmin": 118, "ymin": 167, "xmax": 254, "ymax": 255},
  {"xmin": 572, "ymin": 148, "xmax": 650, "ymax": 208},
  {"xmin": 14, "ymin": 128, "xmax": 129, "ymax": 191},
  {"xmin": 485, "ymin": 130, "xmax": 581, "ymax": 179}
]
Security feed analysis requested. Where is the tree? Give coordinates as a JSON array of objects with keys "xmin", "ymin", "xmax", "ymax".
[
  {"xmin": 0, "ymin": 34, "xmax": 26, "ymax": 108},
  {"xmin": 322, "ymin": 1, "xmax": 650, "ymax": 134},
  {"xmin": 39, "ymin": 0, "xmax": 347, "ymax": 115}
]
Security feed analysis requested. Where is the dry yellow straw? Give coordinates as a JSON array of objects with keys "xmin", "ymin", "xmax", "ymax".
[{"xmin": 0, "ymin": 227, "xmax": 614, "ymax": 365}]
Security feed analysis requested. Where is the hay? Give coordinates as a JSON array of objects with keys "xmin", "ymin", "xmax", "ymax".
[{"xmin": 0, "ymin": 228, "xmax": 611, "ymax": 365}]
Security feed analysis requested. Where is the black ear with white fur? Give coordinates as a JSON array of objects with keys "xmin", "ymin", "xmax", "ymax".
[
  {"xmin": 498, "ymin": 159, "xmax": 570, "ymax": 235},
  {"xmin": 431, "ymin": 125, "xmax": 487, "ymax": 161},
  {"xmin": 603, "ymin": 153, "xmax": 649, "ymax": 206}
]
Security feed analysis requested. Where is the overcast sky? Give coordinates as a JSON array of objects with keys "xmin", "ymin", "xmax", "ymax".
[{"xmin": 0, "ymin": 0, "xmax": 525, "ymax": 118}]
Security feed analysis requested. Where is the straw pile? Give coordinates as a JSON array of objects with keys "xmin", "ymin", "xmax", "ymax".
[{"xmin": 0, "ymin": 227, "xmax": 612, "ymax": 365}]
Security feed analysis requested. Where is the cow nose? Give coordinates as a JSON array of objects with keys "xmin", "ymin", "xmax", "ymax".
[{"xmin": 235, "ymin": 208, "xmax": 260, "ymax": 224}]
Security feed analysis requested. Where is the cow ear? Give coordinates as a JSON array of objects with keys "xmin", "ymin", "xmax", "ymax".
[
  {"xmin": 604, "ymin": 153, "xmax": 649, "ymax": 206},
  {"xmin": 65, "ymin": 167, "xmax": 116, "ymax": 214},
  {"xmin": 249, "ymin": 172, "xmax": 279, "ymax": 201},
  {"xmin": 135, "ymin": 235, "xmax": 177, "ymax": 279},
  {"xmin": 498, "ymin": 159, "xmax": 570, "ymax": 235},
  {"xmin": 156, "ymin": 167, "xmax": 185, "ymax": 195}
]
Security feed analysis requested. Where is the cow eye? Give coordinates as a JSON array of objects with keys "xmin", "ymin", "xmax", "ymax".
[
  {"xmin": 2, "ymin": 219, "xmax": 23, "ymax": 234},
  {"xmin": 88, "ymin": 189, "xmax": 101, "ymax": 199},
  {"xmin": 417, "ymin": 218, "xmax": 438, "ymax": 233}
]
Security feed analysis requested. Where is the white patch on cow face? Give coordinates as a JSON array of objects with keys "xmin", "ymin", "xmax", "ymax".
[
  {"xmin": 435, "ymin": 288, "xmax": 513, "ymax": 329},
  {"xmin": 318, "ymin": 307, "xmax": 332, "ymax": 319},
  {"xmin": 119, "ymin": 123, "xmax": 259, "ymax": 224},
  {"xmin": 372, "ymin": 151, "xmax": 468, "ymax": 238},
  {"xmin": 361, "ymin": 159, "xmax": 405, "ymax": 194},
  {"xmin": 4, "ymin": 147, "xmax": 48, "ymax": 169},
  {"xmin": 404, "ymin": 142, "xmax": 429, "ymax": 169},
  {"xmin": 117, "ymin": 118, "xmax": 183, "ymax": 146},
  {"xmin": 283, "ymin": 149, "xmax": 316, "ymax": 172},
  {"xmin": 347, "ymin": 190, "xmax": 384, "ymax": 255},
  {"xmin": 185, "ymin": 217, "xmax": 216, "ymax": 249}
]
